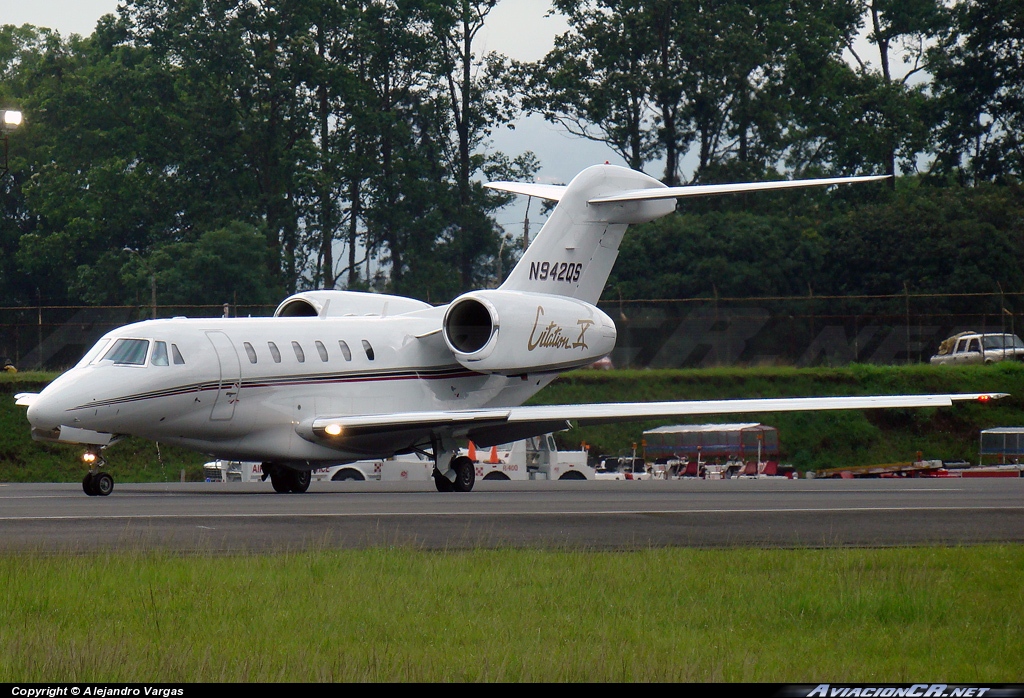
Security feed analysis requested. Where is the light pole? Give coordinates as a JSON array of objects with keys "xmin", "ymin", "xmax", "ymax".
[
  {"xmin": 1, "ymin": 109, "xmax": 23, "ymax": 180},
  {"xmin": 123, "ymin": 247, "xmax": 157, "ymax": 319}
]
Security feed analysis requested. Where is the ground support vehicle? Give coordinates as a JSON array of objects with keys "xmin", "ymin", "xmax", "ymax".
[
  {"xmin": 929, "ymin": 332, "xmax": 1024, "ymax": 365},
  {"xmin": 466, "ymin": 434, "xmax": 593, "ymax": 481},
  {"xmin": 813, "ymin": 460, "xmax": 946, "ymax": 479},
  {"xmin": 643, "ymin": 423, "xmax": 794, "ymax": 479}
]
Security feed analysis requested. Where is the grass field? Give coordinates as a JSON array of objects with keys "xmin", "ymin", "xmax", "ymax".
[
  {"xmin": 1, "ymin": 546, "xmax": 1021, "ymax": 682},
  {"xmin": 2, "ymin": 367, "xmax": 1022, "ymax": 683}
]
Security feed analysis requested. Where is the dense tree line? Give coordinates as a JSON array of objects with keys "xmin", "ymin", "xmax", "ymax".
[{"xmin": 0, "ymin": 0, "xmax": 1021, "ymax": 310}]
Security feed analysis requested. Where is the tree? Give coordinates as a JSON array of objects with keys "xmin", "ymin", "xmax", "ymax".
[
  {"xmin": 525, "ymin": 0, "xmax": 660, "ymax": 172},
  {"xmin": 801, "ymin": 0, "xmax": 944, "ymax": 179},
  {"xmin": 929, "ymin": 0, "xmax": 1024, "ymax": 182}
]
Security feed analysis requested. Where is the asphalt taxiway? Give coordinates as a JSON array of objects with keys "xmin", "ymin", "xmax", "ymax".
[{"xmin": 0, "ymin": 478, "xmax": 1021, "ymax": 552}]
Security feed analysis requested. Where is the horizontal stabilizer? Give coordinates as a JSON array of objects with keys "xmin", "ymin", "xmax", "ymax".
[
  {"xmin": 588, "ymin": 175, "xmax": 890, "ymax": 204},
  {"xmin": 484, "ymin": 181, "xmax": 566, "ymax": 202}
]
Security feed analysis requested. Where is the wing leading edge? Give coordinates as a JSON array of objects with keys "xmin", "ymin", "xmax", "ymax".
[{"xmin": 300, "ymin": 392, "xmax": 1005, "ymax": 449}]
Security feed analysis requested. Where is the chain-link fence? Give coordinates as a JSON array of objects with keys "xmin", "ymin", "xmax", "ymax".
[{"xmin": 2, "ymin": 291, "xmax": 1023, "ymax": 371}]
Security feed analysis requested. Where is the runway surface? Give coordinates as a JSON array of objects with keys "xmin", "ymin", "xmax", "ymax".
[{"xmin": 1, "ymin": 478, "xmax": 1021, "ymax": 552}]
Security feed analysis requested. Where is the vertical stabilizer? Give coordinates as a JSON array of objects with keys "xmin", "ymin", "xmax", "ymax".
[{"xmin": 496, "ymin": 165, "xmax": 674, "ymax": 305}]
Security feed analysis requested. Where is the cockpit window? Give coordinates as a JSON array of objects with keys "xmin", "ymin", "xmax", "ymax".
[
  {"xmin": 152, "ymin": 341, "xmax": 169, "ymax": 366},
  {"xmin": 172, "ymin": 344, "xmax": 185, "ymax": 365},
  {"xmin": 102, "ymin": 338, "xmax": 150, "ymax": 366},
  {"xmin": 76, "ymin": 338, "xmax": 112, "ymax": 368}
]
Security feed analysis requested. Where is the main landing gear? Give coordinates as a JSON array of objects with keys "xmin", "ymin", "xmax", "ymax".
[
  {"xmin": 81, "ymin": 451, "xmax": 113, "ymax": 496},
  {"xmin": 433, "ymin": 454, "xmax": 475, "ymax": 493},
  {"xmin": 262, "ymin": 463, "xmax": 311, "ymax": 494}
]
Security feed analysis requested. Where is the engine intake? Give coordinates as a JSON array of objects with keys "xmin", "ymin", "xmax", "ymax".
[
  {"xmin": 442, "ymin": 290, "xmax": 616, "ymax": 375},
  {"xmin": 444, "ymin": 296, "xmax": 496, "ymax": 354}
]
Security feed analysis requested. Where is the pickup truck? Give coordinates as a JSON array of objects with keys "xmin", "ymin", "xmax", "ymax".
[{"xmin": 929, "ymin": 331, "xmax": 1024, "ymax": 365}]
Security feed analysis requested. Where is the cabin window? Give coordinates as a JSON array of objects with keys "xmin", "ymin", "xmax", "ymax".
[
  {"xmin": 102, "ymin": 338, "xmax": 150, "ymax": 366},
  {"xmin": 338, "ymin": 340, "xmax": 352, "ymax": 361},
  {"xmin": 244, "ymin": 342, "xmax": 257, "ymax": 364},
  {"xmin": 268, "ymin": 341, "xmax": 281, "ymax": 363},
  {"xmin": 292, "ymin": 341, "xmax": 305, "ymax": 363},
  {"xmin": 315, "ymin": 340, "xmax": 328, "ymax": 362},
  {"xmin": 171, "ymin": 344, "xmax": 185, "ymax": 365},
  {"xmin": 151, "ymin": 341, "xmax": 169, "ymax": 366},
  {"xmin": 362, "ymin": 340, "xmax": 374, "ymax": 361}
]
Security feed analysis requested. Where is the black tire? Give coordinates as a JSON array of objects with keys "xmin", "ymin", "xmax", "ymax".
[
  {"xmin": 291, "ymin": 469, "xmax": 311, "ymax": 493},
  {"xmin": 332, "ymin": 470, "xmax": 365, "ymax": 482},
  {"xmin": 94, "ymin": 472, "xmax": 114, "ymax": 496},
  {"xmin": 452, "ymin": 455, "xmax": 476, "ymax": 492},
  {"xmin": 433, "ymin": 469, "xmax": 454, "ymax": 492},
  {"xmin": 269, "ymin": 471, "xmax": 290, "ymax": 493},
  {"xmin": 82, "ymin": 473, "xmax": 97, "ymax": 496},
  {"xmin": 482, "ymin": 472, "xmax": 510, "ymax": 481},
  {"xmin": 558, "ymin": 470, "xmax": 587, "ymax": 481}
]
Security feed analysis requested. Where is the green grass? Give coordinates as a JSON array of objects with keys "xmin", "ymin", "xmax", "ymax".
[{"xmin": 0, "ymin": 546, "xmax": 1021, "ymax": 682}]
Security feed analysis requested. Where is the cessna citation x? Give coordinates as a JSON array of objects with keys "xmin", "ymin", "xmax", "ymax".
[{"xmin": 16, "ymin": 164, "xmax": 1005, "ymax": 495}]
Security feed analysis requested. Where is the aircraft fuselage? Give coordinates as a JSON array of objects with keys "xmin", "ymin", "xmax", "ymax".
[{"xmin": 27, "ymin": 311, "xmax": 553, "ymax": 465}]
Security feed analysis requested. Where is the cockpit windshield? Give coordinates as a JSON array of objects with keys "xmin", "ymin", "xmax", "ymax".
[
  {"xmin": 75, "ymin": 338, "xmax": 112, "ymax": 368},
  {"xmin": 101, "ymin": 338, "xmax": 151, "ymax": 365},
  {"xmin": 152, "ymin": 341, "xmax": 169, "ymax": 366}
]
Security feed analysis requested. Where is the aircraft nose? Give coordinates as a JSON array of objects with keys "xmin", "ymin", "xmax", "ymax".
[{"xmin": 26, "ymin": 392, "xmax": 64, "ymax": 431}]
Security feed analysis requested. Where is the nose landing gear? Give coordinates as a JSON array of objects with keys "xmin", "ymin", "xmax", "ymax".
[{"xmin": 81, "ymin": 451, "xmax": 113, "ymax": 496}]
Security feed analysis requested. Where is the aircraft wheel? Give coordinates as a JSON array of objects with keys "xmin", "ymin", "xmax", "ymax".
[
  {"xmin": 433, "ymin": 469, "xmax": 454, "ymax": 492},
  {"xmin": 82, "ymin": 473, "xmax": 97, "ymax": 496},
  {"xmin": 269, "ymin": 470, "xmax": 290, "ymax": 494},
  {"xmin": 94, "ymin": 472, "xmax": 114, "ymax": 496},
  {"xmin": 452, "ymin": 456, "xmax": 475, "ymax": 493},
  {"xmin": 291, "ymin": 469, "xmax": 311, "ymax": 494}
]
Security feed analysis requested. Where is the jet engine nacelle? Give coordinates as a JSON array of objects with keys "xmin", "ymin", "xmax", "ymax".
[{"xmin": 442, "ymin": 290, "xmax": 616, "ymax": 374}]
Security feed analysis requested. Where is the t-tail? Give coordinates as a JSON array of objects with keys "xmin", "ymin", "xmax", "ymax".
[
  {"xmin": 440, "ymin": 165, "xmax": 887, "ymax": 375},
  {"xmin": 486, "ymin": 164, "xmax": 889, "ymax": 305}
]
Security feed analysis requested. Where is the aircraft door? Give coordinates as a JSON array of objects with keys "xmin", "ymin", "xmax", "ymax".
[{"xmin": 206, "ymin": 331, "xmax": 241, "ymax": 421}]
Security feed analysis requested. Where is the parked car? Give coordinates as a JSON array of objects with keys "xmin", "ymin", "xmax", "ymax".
[{"xmin": 930, "ymin": 331, "xmax": 1024, "ymax": 365}]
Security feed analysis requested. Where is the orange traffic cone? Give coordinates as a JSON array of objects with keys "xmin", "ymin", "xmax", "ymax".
[
  {"xmin": 468, "ymin": 441, "xmax": 477, "ymax": 461},
  {"xmin": 489, "ymin": 445, "xmax": 499, "ymax": 463}
]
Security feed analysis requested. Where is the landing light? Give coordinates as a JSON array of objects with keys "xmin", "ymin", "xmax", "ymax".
[
  {"xmin": 82, "ymin": 452, "xmax": 98, "ymax": 464},
  {"xmin": 324, "ymin": 423, "xmax": 342, "ymax": 436}
]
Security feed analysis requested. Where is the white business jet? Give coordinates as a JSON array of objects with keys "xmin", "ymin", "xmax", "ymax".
[{"xmin": 15, "ymin": 164, "xmax": 1004, "ymax": 495}]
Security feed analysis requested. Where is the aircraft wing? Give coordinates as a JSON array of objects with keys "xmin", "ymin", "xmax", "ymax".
[
  {"xmin": 301, "ymin": 392, "xmax": 1004, "ymax": 449},
  {"xmin": 14, "ymin": 392, "xmax": 38, "ymax": 407}
]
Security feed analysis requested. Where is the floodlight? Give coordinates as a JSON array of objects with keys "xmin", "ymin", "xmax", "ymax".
[{"xmin": 2, "ymin": 110, "xmax": 22, "ymax": 128}]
